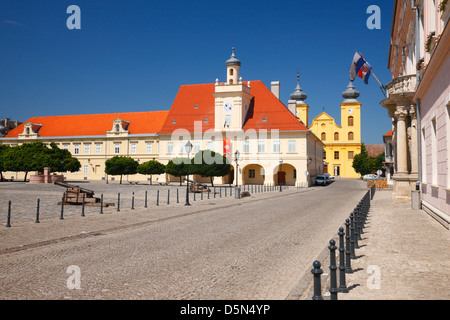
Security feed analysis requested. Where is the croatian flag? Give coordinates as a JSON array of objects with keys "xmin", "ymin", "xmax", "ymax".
[{"xmin": 349, "ymin": 52, "xmax": 372, "ymax": 84}]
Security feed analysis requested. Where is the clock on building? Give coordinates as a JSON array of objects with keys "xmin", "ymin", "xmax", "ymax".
[
  {"xmin": 348, "ymin": 108, "xmax": 353, "ymax": 114},
  {"xmin": 224, "ymin": 102, "xmax": 233, "ymax": 112}
]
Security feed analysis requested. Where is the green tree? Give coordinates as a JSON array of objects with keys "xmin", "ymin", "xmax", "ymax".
[
  {"xmin": 46, "ymin": 142, "xmax": 80, "ymax": 173},
  {"xmin": 352, "ymin": 144, "xmax": 371, "ymax": 176},
  {"xmin": 370, "ymin": 152, "xmax": 385, "ymax": 174},
  {"xmin": 190, "ymin": 150, "xmax": 231, "ymax": 186},
  {"xmin": 105, "ymin": 156, "xmax": 139, "ymax": 184},
  {"xmin": 137, "ymin": 160, "xmax": 166, "ymax": 184},
  {"xmin": 0, "ymin": 145, "xmax": 11, "ymax": 181},
  {"xmin": 165, "ymin": 158, "xmax": 189, "ymax": 185},
  {"xmin": 3, "ymin": 142, "xmax": 50, "ymax": 181}
]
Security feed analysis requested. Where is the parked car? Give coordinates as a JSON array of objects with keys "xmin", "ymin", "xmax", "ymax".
[
  {"xmin": 362, "ymin": 174, "xmax": 379, "ymax": 181},
  {"xmin": 323, "ymin": 173, "xmax": 332, "ymax": 182},
  {"xmin": 315, "ymin": 175, "xmax": 328, "ymax": 186}
]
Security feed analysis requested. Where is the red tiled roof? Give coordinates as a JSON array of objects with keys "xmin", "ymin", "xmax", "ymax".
[
  {"xmin": 158, "ymin": 80, "xmax": 308, "ymax": 134},
  {"xmin": 5, "ymin": 110, "xmax": 169, "ymax": 138},
  {"xmin": 384, "ymin": 129, "xmax": 393, "ymax": 136},
  {"xmin": 365, "ymin": 144, "xmax": 385, "ymax": 158}
]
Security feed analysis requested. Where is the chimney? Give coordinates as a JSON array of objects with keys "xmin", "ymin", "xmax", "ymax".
[{"xmin": 271, "ymin": 81, "xmax": 280, "ymax": 100}]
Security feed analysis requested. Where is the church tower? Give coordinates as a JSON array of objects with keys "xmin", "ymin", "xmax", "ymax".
[
  {"xmin": 213, "ymin": 48, "xmax": 253, "ymax": 132},
  {"xmin": 340, "ymin": 81, "xmax": 361, "ymax": 144},
  {"xmin": 288, "ymin": 72, "xmax": 309, "ymax": 127}
]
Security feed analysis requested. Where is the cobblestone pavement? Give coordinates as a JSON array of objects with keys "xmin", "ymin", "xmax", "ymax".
[
  {"xmin": 299, "ymin": 189, "xmax": 450, "ymax": 300},
  {"xmin": 0, "ymin": 179, "xmax": 367, "ymax": 299}
]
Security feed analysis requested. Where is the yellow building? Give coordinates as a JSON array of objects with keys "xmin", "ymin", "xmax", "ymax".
[{"xmin": 289, "ymin": 79, "xmax": 362, "ymax": 178}]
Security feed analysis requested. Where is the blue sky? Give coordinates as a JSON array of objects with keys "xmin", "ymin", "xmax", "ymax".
[{"xmin": 1, "ymin": 0, "xmax": 394, "ymax": 144}]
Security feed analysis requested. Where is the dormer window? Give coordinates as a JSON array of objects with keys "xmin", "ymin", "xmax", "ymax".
[
  {"xmin": 262, "ymin": 116, "xmax": 267, "ymax": 122},
  {"xmin": 26, "ymin": 128, "xmax": 30, "ymax": 134},
  {"xmin": 203, "ymin": 118, "xmax": 208, "ymax": 123},
  {"xmin": 115, "ymin": 124, "xmax": 120, "ymax": 132},
  {"xmin": 172, "ymin": 119, "xmax": 176, "ymax": 124},
  {"xmin": 194, "ymin": 104, "xmax": 198, "ymax": 109}
]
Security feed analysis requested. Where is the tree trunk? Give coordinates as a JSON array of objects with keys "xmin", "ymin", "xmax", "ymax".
[
  {"xmin": 120, "ymin": 175, "xmax": 123, "ymax": 184},
  {"xmin": 210, "ymin": 176, "xmax": 214, "ymax": 187},
  {"xmin": 24, "ymin": 171, "xmax": 28, "ymax": 182}
]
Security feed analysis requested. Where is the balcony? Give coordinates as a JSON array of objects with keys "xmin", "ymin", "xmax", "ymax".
[{"xmin": 386, "ymin": 74, "xmax": 417, "ymax": 98}]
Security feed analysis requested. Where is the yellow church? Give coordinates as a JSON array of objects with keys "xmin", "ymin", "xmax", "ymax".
[{"xmin": 288, "ymin": 76, "xmax": 362, "ymax": 178}]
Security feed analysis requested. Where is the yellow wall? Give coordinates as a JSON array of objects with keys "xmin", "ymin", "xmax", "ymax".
[{"xmin": 308, "ymin": 102, "xmax": 362, "ymax": 178}]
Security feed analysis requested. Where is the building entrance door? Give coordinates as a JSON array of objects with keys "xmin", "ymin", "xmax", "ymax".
[{"xmin": 334, "ymin": 166, "xmax": 340, "ymax": 176}]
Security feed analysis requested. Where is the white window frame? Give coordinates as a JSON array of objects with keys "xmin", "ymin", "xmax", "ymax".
[
  {"xmin": 130, "ymin": 142, "xmax": 137, "ymax": 154},
  {"xmin": 167, "ymin": 142, "xmax": 174, "ymax": 154},
  {"xmin": 74, "ymin": 144, "xmax": 80, "ymax": 155},
  {"xmin": 257, "ymin": 141, "xmax": 266, "ymax": 153},
  {"xmin": 114, "ymin": 143, "xmax": 120, "ymax": 154},
  {"xmin": 84, "ymin": 144, "xmax": 90, "ymax": 155},
  {"xmin": 207, "ymin": 141, "xmax": 214, "ymax": 151},
  {"xmin": 95, "ymin": 143, "xmax": 102, "ymax": 155},
  {"xmin": 243, "ymin": 141, "xmax": 250, "ymax": 153},
  {"xmin": 194, "ymin": 142, "xmax": 201, "ymax": 154},
  {"xmin": 146, "ymin": 142, "xmax": 152, "ymax": 154},
  {"xmin": 272, "ymin": 140, "xmax": 280, "ymax": 153},
  {"xmin": 83, "ymin": 164, "xmax": 89, "ymax": 175},
  {"xmin": 288, "ymin": 140, "xmax": 296, "ymax": 153}
]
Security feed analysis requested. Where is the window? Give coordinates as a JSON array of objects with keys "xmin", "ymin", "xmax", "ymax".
[
  {"xmin": 194, "ymin": 142, "xmax": 200, "ymax": 154},
  {"xmin": 26, "ymin": 128, "xmax": 30, "ymax": 134},
  {"xmin": 249, "ymin": 169, "xmax": 255, "ymax": 178},
  {"xmin": 179, "ymin": 142, "xmax": 186, "ymax": 154},
  {"xmin": 334, "ymin": 151, "xmax": 339, "ymax": 159},
  {"xmin": 243, "ymin": 141, "xmax": 250, "ymax": 153},
  {"xmin": 229, "ymin": 69, "xmax": 233, "ymax": 75},
  {"xmin": 258, "ymin": 141, "xmax": 266, "ymax": 153},
  {"xmin": 323, "ymin": 150, "xmax": 327, "ymax": 160},
  {"xmin": 207, "ymin": 141, "xmax": 214, "ymax": 151},
  {"xmin": 115, "ymin": 124, "xmax": 120, "ymax": 132},
  {"xmin": 421, "ymin": 128, "xmax": 427, "ymax": 183},
  {"xmin": 167, "ymin": 142, "xmax": 174, "ymax": 154},
  {"xmin": 348, "ymin": 132, "xmax": 354, "ymax": 141},
  {"xmin": 74, "ymin": 144, "xmax": 80, "ymax": 155},
  {"xmin": 334, "ymin": 132, "xmax": 339, "ymax": 141},
  {"xmin": 293, "ymin": 169, "xmax": 297, "ymax": 179},
  {"xmin": 225, "ymin": 115, "xmax": 231, "ymax": 126},
  {"xmin": 83, "ymin": 165, "xmax": 89, "ymax": 175},
  {"xmin": 130, "ymin": 143, "xmax": 137, "ymax": 154},
  {"xmin": 272, "ymin": 140, "xmax": 280, "ymax": 153},
  {"xmin": 63, "ymin": 144, "xmax": 69, "ymax": 150},
  {"xmin": 146, "ymin": 142, "xmax": 152, "ymax": 154},
  {"xmin": 114, "ymin": 143, "xmax": 120, "ymax": 154},
  {"xmin": 321, "ymin": 132, "xmax": 326, "ymax": 140},
  {"xmin": 84, "ymin": 144, "xmax": 90, "ymax": 155},
  {"xmin": 95, "ymin": 143, "xmax": 102, "ymax": 154},
  {"xmin": 431, "ymin": 117, "xmax": 437, "ymax": 185},
  {"xmin": 288, "ymin": 140, "xmax": 296, "ymax": 153},
  {"xmin": 348, "ymin": 151, "xmax": 354, "ymax": 159},
  {"xmin": 348, "ymin": 116, "xmax": 354, "ymax": 126}
]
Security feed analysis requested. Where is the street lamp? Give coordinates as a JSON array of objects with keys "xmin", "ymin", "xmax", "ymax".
[
  {"xmin": 279, "ymin": 159, "xmax": 283, "ymax": 192},
  {"xmin": 185, "ymin": 141, "xmax": 193, "ymax": 206},
  {"xmin": 235, "ymin": 150, "xmax": 240, "ymax": 187}
]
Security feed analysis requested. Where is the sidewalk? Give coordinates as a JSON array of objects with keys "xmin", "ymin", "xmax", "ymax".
[{"xmin": 301, "ymin": 189, "xmax": 450, "ymax": 300}]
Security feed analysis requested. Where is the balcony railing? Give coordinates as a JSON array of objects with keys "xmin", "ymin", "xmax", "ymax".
[{"xmin": 386, "ymin": 74, "xmax": 417, "ymax": 98}]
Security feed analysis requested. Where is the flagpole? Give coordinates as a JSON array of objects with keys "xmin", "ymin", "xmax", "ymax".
[{"xmin": 357, "ymin": 50, "xmax": 387, "ymax": 97}]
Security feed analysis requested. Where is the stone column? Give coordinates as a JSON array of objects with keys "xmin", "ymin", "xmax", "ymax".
[
  {"xmin": 409, "ymin": 107, "xmax": 418, "ymax": 174},
  {"xmin": 394, "ymin": 108, "xmax": 409, "ymax": 175}
]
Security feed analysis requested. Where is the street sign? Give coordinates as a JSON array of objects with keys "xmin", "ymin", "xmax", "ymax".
[{"xmin": 377, "ymin": 170, "xmax": 382, "ymax": 176}]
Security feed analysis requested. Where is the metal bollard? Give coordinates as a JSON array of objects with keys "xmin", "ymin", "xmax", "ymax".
[
  {"xmin": 35, "ymin": 199, "xmax": 40, "ymax": 223},
  {"xmin": 117, "ymin": 193, "xmax": 120, "ymax": 212},
  {"xmin": 328, "ymin": 239, "xmax": 338, "ymax": 300},
  {"xmin": 81, "ymin": 193, "xmax": 85, "ymax": 217},
  {"xmin": 350, "ymin": 213, "xmax": 356, "ymax": 259},
  {"xmin": 208, "ymin": 189, "xmax": 210, "ymax": 199},
  {"xmin": 60, "ymin": 195, "xmax": 65, "ymax": 220},
  {"xmin": 131, "ymin": 192, "xmax": 134, "ymax": 210},
  {"xmin": 201, "ymin": 189, "xmax": 203, "ymax": 200},
  {"xmin": 194, "ymin": 189, "xmax": 196, "ymax": 201},
  {"xmin": 156, "ymin": 190, "xmax": 159, "ymax": 206},
  {"xmin": 145, "ymin": 191, "xmax": 148, "ymax": 208},
  {"xmin": 220, "ymin": 187, "xmax": 222, "ymax": 197},
  {"xmin": 345, "ymin": 219, "xmax": 352, "ymax": 273},
  {"xmin": 167, "ymin": 189, "xmax": 170, "ymax": 205},
  {"xmin": 6, "ymin": 200, "xmax": 12, "ymax": 227},
  {"xmin": 177, "ymin": 189, "xmax": 179, "ymax": 203},
  {"xmin": 214, "ymin": 187, "xmax": 216, "ymax": 198},
  {"xmin": 311, "ymin": 261, "xmax": 324, "ymax": 300},
  {"xmin": 353, "ymin": 210, "xmax": 359, "ymax": 249},
  {"xmin": 100, "ymin": 194, "xmax": 104, "ymax": 214},
  {"xmin": 338, "ymin": 227, "xmax": 348, "ymax": 292}
]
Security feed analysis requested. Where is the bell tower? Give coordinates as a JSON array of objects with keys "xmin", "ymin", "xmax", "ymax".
[{"xmin": 213, "ymin": 48, "xmax": 253, "ymax": 132}]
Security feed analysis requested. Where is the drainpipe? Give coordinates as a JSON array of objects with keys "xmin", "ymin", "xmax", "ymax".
[{"xmin": 416, "ymin": 98, "xmax": 421, "ymax": 190}]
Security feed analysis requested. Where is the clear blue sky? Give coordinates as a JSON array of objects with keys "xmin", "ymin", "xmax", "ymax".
[{"xmin": 1, "ymin": 0, "xmax": 394, "ymax": 144}]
